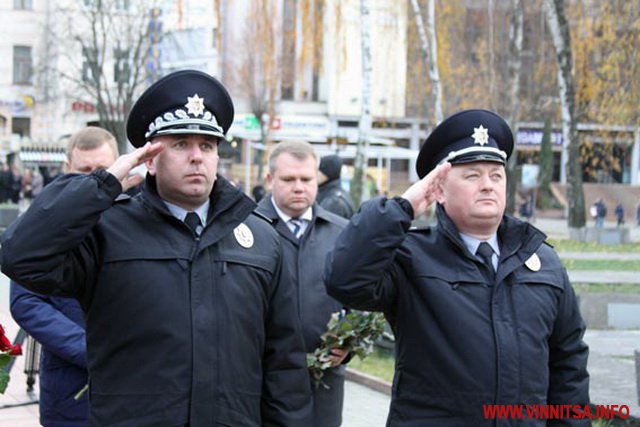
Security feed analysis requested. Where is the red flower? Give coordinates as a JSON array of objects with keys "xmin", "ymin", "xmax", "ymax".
[{"xmin": 0, "ymin": 325, "xmax": 22, "ymax": 356}]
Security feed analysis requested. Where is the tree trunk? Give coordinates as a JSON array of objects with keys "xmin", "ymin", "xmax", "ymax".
[
  {"xmin": 505, "ymin": 0, "xmax": 523, "ymax": 214},
  {"xmin": 409, "ymin": 0, "xmax": 442, "ymax": 124},
  {"xmin": 352, "ymin": 0, "xmax": 373, "ymax": 208},
  {"xmin": 543, "ymin": 0, "xmax": 586, "ymax": 229}
]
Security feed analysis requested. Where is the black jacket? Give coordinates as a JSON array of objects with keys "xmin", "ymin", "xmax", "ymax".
[
  {"xmin": 256, "ymin": 197, "xmax": 347, "ymax": 352},
  {"xmin": 325, "ymin": 197, "xmax": 590, "ymax": 427},
  {"xmin": 1, "ymin": 171, "xmax": 311, "ymax": 427},
  {"xmin": 317, "ymin": 179, "xmax": 355, "ymax": 219}
]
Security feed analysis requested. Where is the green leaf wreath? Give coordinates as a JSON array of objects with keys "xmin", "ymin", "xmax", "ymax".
[{"xmin": 307, "ymin": 310, "xmax": 388, "ymax": 389}]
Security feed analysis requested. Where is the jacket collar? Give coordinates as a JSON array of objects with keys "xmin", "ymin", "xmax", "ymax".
[
  {"xmin": 142, "ymin": 174, "xmax": 256, "ymax": 245},
  {"xmin": 256, "ymin": 195, "xmax": 337, "ymax": 224},
  {"xmin": 318, "ymin": 178, "xmax": 342, "ymax": 192},
  {"xmin": 256, "ymin": 196, "xmax": 340, "ymax": 245},
  {"xmin": 435, "ymin": 203, "xmax": 547, "ymax": 263}
]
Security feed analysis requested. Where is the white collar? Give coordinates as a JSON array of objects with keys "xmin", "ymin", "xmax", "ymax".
[
  {"xmin": 271, "ymin": 197, "xmax": 313, "ymax": 223},
  {"xmin": 459, "ymin": 233, "xmax": 500, "ymax": 257},
  {"xmin": 164, "ymin": 199, "xmax": 210, "ymax": 225}
]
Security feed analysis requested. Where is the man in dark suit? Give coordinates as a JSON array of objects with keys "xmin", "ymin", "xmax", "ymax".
[{"xmin": 257, "ymin": 140, "xmax": 348, "ymax": 427}]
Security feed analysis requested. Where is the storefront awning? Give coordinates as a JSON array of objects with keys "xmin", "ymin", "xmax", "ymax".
[{"xmin": 19, "ymin": 151, "xmax": 66, "ymax": 163}]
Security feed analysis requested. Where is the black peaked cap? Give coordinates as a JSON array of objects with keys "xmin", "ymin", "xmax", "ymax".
[
  {"xmin": 416, "ymin": 109, "xmax": 513, "ymax": 178},
  {"xmin": 126, "ymin": 70, "xmax": 234, "ymax": 148}
]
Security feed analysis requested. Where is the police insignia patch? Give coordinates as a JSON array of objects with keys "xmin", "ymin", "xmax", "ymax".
[
  {"xmin": 471, "ymin": 125, "xmax": 489, "ymax": 146},
  {"xmin": 525, "ymin": 253, "xmax": 541, "ymax": 272},
  {"xmin": 185, "ymin": 94, "xmax": 205, "ymax": 117},
  {"xmin": 234, "ymin": 223, "xmax": 254, "ymax": 248}
]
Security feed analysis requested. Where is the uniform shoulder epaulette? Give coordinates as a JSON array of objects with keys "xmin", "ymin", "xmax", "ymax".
[
  {"xmin": 408, "ymin": 225, "xmax": 433, "ymax": 233},
  {"xmin": 251, "ymin": 210, "xmax": 273, "ymax": 224},
  {"xmin": 114, "ymin": 193, "xmax": 132, "ymax": 203}
]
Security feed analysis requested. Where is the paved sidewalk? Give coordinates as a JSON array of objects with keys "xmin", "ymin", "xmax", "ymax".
[{"xmin": 532, "ymin": 217, "xmax": 640, "ymax": 242}]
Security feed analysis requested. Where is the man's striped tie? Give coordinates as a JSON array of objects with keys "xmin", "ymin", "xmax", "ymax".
[{"xmin": 289, "ymin": 218, "xmax": 303, "ymax": 240}]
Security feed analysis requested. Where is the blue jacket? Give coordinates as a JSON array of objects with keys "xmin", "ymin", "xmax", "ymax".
[
  {"xmin": 10, "ymin": 282, "xmax": 88, "ymax": 427},
  {"xmin": 325, "ymin": 198, "xmax": 590, "ymax": 426}
]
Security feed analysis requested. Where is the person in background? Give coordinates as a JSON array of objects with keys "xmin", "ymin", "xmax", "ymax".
[
  {"xmin": 1, "ymin": 70, "xmax": 311, "ymax": 426},
  {"xmin": 251, "ymin": 184, "xmax": 266, "ymax": 202},
  {"xmin": 316, "ymin": 154, "xmax": 355, "ymax": 219},
  {"xmin": 21, "ymin": 168, "xmax": 33, "ymax": 201},
  {"xmin": 0, "ymin": 163, "xmax": 9, "ymax": 203},
  {"xmin": 325, "ymin": 109, "xmax": 589, "ymax": 426},
  {"xmin": 10, "ymin": 126, "xmax": 120, "ymax": 427},
  {"xmin": 257, "ymin": 141, "xmax": 348, "ymax": 426},
  {"xmin": 31, "ymin": 167, "xmax": 44, "ymax": 199},
  {"xmin": 614, "ymin": 200, "xmax": 625, "ymax": 227},
  {"xmin": 594, "ymin": 198, "xmax": 607, "ymax": 228},
  {"xmin": 10, "ymin": 165, "xmax": 22, "ymax": 204}
]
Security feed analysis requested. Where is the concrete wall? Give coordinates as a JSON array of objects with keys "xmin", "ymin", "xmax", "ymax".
[{"xmin": 579, "ymin": 293, "xmax": 640, "ymax": 329}]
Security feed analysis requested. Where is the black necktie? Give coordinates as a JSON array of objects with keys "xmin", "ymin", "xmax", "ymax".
[
  {"xmin": 185, "ymin": 212, "xmax": 201, "ymax": 235},
  {"xmin": 476, "ymin": 242, "xmax": 495, "ymax": 281}
]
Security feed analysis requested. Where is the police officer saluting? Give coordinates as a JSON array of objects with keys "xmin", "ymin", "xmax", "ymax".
[
  {"xmin": 325, "ymin": 109, "xmax": 590, "ymax": 426},
  {"xmin": 1, "ymin": 70, "xmax": 311, "ymax": 426}
]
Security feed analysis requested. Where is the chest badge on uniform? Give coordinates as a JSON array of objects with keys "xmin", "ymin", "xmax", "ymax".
[
  {"xmin": 525, "ymin": 253, "xmax": 541, "ymax": 272},
  {"xmin": 234, "ymin": 223, "xmax": 254, "ymax": 248}
]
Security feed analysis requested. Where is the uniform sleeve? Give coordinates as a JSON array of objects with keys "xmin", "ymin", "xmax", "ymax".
[
  {"xmin": 0, "ymin": 170, "xmax": 122, "ymax": 298},
  {"xmin": 324, "ymin": 196, "xmax": 411, "ymax": 313},
  {"xmin": 261, "ymin": 241, "xmax": 312, "ymax": 426},
  {"xmin": 10, "ymin": 281, "xmax": 87, "ymax": 369},
  {"xmin": 547, "ymin": 268, "xmax": 590, "ymax": 427}
]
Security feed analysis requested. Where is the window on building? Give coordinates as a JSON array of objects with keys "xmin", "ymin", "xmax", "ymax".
[
  {"xmin": 113, "ymin": 48, "xmax": 130, "ymax": 83},
  {"xmin": 12, "ymin": 117, "xmax": 31, "ymax": 138},
  {"xmin": 115, "ymin": 0, "xmax": 130, "ymax": 11},
  {"xmin": 0, "ymin": 115, "xmax": 7, "ymax": 135},
  {"xmin": 13, "ymin": 46, "xmax": 33, "ymax": 84},
  {"xmin": 82, "ymin": 47, "xmax": 99, "ymax": 84},
  {"xmin": 14, "ymin": 0, "xmax": 33, "ymax": 10}
]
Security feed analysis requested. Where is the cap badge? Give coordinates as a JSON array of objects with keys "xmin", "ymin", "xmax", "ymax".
[
  {"xmin": 185, "ymin": 94, "xmax": 205, "ymax": 117},
  {"xmin": 472, "ymin": 125, "xmax": 489, "ymax": 146},
  {"xmin": 233, "ymin": 223, "xmax": 254, "ymax": 248},
  {"xmin": 524, "ymin": 253, "xmax": 541, "ymax": 272}
]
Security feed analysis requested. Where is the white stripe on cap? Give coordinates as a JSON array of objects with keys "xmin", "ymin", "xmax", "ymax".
[{"xmin": 439, "ymin": 146, "xmax": 507, "ymax": 165}]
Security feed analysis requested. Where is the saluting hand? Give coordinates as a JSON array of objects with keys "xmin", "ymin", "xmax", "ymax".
[
  {"xmin": 107, "ymin": 142, "xmax": 164, "ymax": 191},
  {"xmin": 400, "ymin": 162, "xmax": 451, "ymax": 219}
]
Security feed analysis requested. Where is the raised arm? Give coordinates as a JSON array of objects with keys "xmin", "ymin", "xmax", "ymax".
[
  {"xmin": 0, "ymin": 143, "xmax": 163, "ymax": 297},
  {"xmin": 324, "ymin": 163, "xmax": 450, "ymax": 313}
]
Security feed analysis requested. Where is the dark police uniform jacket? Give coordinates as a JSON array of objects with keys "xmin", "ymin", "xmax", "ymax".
[
  {"xmin": 1, "ymin": 170, "xmax": 311, "ymax": 427},
  {"xmin": 325, "ymin": 197, "xmax": 590, "ymax": 427},
  {"xmin": 316, "ymin": 179, "xmax": 355, "ymax": 219}
]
